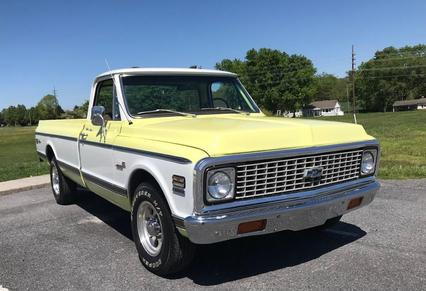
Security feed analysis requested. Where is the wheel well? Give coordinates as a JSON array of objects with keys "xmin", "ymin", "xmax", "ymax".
[
  {"xmin": 46, "ymin": 145, "xmax": 55, "ymax": 162},
  {"xmin": 128, "ymin": 169, "xmax": 163, "ymax": 203}
]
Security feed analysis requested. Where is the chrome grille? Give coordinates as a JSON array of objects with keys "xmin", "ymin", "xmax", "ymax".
[{"xmin": 235, "ymin": 149, "xmax": 363, "ymax": 199}]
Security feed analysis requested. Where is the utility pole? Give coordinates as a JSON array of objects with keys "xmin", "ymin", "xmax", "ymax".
[
  {"xmin": 346, "ymin": 84, "xmax": 350, "ymax": 113},
  {"xmin": 351, "ymin": 45, "xmax": 357, "ymax": 124}
]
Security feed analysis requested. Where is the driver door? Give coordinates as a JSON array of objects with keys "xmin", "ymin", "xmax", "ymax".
[{"xmin": 79, "ymin": 79, "xmax": 123, "ymax": 196}]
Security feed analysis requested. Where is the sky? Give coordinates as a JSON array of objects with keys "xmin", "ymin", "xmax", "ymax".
[{"xmin": 1, "ymin": 0, "xmax": 425, "ymax": 110}]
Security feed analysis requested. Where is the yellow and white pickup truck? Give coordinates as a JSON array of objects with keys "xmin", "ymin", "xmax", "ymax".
[{"xmin": 35, "ymin": 68, "xmax": 380, "ymax": 276}]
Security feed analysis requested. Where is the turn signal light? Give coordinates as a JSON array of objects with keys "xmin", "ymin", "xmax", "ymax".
[
  {"xmin": 237, "ymin": 219, "xmax": 267, "ymax": 234},
  {"xmin": 347, "ymin": 197, "xmax": 363, "ymax": 210}
]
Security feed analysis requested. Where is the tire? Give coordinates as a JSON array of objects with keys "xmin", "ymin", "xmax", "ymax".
[
  {"xmin": 131, "ymin": 182, "xmax": 195, "ymax": 276},
  {"xmin": 49, "ymin": 157, "xmax": 76, "ymax": 205},
  {"xmin": 314, "ymin": 215, "xmax": 343, "ymax": 231}
]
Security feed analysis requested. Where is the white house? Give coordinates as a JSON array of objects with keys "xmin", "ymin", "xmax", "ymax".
[{"xmin": 303, "ymin": 100, "xmax": 344, "ymax": 117}]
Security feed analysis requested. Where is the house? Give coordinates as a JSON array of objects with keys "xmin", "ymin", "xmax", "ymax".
[
  {"xmin": 392, "ymin": 98, "xmax": 426, "ymax": 112},
  {"xmin": 303, "ymin": 100, "xmax": 344, "ymax": 117}
]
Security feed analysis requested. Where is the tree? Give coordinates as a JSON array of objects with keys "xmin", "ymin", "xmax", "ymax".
[
  {"xmin": 4, "ymin": 106, "xmax": 18, "ymax": 126},
  {"xmin": 0, "ymin": 109, "xmax": 4, "ymax": 125},
  {"xmin": 27, "ymin": 106, "xmax": 39, "ymax": 125},
  {"xmin": 313, "ymin": 74, "xmax": 347, "ymax": 101},
  {"xmin": 216, "ymin": 48, "xmax": 316, "ymax": 113},
  {"xmin": 357, "ymin": 45, "xmax": 426, "ymax": 112},
  {"xmin": 73, "ymin": 100, "xmax": 89, "ymax": 118},
  {"xmin": 36, "ymin": 94, "xmax": 62, "ymax": 120},
  {"xmin": 16, "ymin": 104, "xmax": 28, "ymax": 125}
]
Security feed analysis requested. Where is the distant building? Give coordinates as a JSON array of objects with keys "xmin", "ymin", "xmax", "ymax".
[
  {"xmin": 393, "ymin": 98, "xmax": 426, "ymax": 112},
  {"xmin": 303, "ymin": 100, "xmax": 344, "ymax": 117}
]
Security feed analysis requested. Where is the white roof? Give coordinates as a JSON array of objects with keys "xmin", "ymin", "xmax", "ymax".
[{"xmin": 96, "ymin": 67, "xmax": 237, "ymax": 79}]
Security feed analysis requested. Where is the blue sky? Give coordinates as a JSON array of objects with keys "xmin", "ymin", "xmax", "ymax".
[{"xmin": 1, "ymin": 0, "xmax": 425, "ymax": 109}]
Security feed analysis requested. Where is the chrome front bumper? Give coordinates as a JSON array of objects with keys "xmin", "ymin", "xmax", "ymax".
[{"xmin": 183, "ymin": 178, "xmax": 380, "ymax": 244}]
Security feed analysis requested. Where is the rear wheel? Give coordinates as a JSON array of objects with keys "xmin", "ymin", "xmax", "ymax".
[
  {"xmin": 131, "ymin": 182, "xmax": 195, "ymax": 276},
  {"xmin": 49, "ymin": 157, "xmax": 76, "ymax": 205}
]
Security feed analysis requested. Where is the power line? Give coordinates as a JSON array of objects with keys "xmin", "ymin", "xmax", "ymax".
[
  {"xmin": 359, "ymin": 73, "xmax": 426, "ymax": 79},
  {"xmin": 358, "ymin": 64, "xmax": 426, "ymax": 72}
]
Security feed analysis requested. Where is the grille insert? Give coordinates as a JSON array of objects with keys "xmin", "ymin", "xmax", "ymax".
[{"xmin": 235, "ymin": 149, "xmax": 363, "ymax": 199}]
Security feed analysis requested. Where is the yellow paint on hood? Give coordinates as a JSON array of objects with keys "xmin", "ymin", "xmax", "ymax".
[{"xmin": 123, "ymin": 114, "xmax": 375, "ymax": 157}]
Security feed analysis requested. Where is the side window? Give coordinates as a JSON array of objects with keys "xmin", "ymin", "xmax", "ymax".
[
  {"xmin": 211, "ymin": 81, "xmax": 251, "ymax": 111},
  {"xmin": 94, "ymin": 79, "xmax": 121, "ymax": 120}
]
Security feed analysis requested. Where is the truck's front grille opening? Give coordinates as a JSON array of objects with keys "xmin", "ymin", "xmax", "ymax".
[{"xmin": 235, "ymin": 149, "xmax": 363, "ymax": 200}]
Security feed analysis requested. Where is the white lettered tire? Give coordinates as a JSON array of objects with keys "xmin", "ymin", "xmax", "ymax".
[{"xmin": 131, "ymin": 182, "xmax": 195, "ymax": 276}]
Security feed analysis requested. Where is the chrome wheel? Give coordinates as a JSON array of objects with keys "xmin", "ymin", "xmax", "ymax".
[
  {"xmin": 51, "ymin": 163, "xmax": 60, "ymax": 195},
  {"xmin": 137, "ymin": 201, "xmax": 163, "ymax": 256}
]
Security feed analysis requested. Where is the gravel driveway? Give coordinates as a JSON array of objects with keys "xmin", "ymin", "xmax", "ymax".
[{"xmin": 0, "ymin": 180, "xmax": 425, "ymax": 290}]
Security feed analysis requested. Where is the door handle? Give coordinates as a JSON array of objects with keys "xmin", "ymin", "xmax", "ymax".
[{"xmin": 80, "ymin": 133, "xmax": 88, "ymax": 139}]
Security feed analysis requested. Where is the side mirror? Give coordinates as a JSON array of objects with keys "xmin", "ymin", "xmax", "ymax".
[{"xmin": 91, "ymin": 105, "xmax": 105, "ymax": 126}]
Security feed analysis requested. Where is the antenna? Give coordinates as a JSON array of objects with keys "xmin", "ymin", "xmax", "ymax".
[{"xmin": 104, "ymin": 59, "xmax": 133, "ymax": 125}]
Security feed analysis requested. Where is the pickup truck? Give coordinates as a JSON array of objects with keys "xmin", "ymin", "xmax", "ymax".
[{"xmin": 35, "ymin": 68, "xmax": 380, "ymax": 276}]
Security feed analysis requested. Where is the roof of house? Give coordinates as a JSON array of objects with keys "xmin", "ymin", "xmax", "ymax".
[
  {"xmin": 393, "ymin": 98, "xmax": 426, "ymax": 107},
  {"xmin": 308, "ymin": 100, "xmax": 339, "ymax": 109},
  {"xmin": 96, "ymin": 67, "xmax": 237, "ymax": 79}
]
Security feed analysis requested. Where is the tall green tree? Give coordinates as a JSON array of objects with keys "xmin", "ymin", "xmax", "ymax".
[
  {"xmin": 4, "ymin": 106, "xmax": 18, "ymax": 126},
  {"xmin": 357, "ymin": 44, "xmax": 426, "ymax": 112},
  {"xmin": 36, "ymin": 94, "xmax": 62, "ymax": 120},
  {"xmin": 313, "ymin": 74, "xmax": 347, "ymax": 101},
  {"xmin": 216, "ymin": 48, "xmax": 316, "ymax": 113}
]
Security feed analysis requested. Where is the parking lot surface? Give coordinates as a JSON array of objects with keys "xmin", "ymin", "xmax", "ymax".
[{"xmin": 0, "ymin": 180, "xmax": 425, "ymax": 290}]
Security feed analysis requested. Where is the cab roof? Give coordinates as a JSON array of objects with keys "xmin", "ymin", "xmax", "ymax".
[{"xmin": 96, "ymin": 67, "xmax": 237, "ymax": 79}]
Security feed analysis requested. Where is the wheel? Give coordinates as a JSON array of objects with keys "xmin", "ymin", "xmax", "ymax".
[
  {"xmin": 314, "ymin": 215, "xmax": 343, "ymax": 231},
  {"xmin": 131, "ymin": 182, "xmax": 195, "ymax": 276},
  {"xmin": 49, "ymin": 157, "xmax": 76, "ymax": 205}
]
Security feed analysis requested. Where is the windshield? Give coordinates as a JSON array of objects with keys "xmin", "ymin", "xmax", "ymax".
[{"xmin": 121, "ymin": 76, "xmax": 259, "ymax": 116}]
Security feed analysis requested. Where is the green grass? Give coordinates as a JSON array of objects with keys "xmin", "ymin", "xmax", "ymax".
[
  {"xmin": 315, "ymin": 111, "xmax": 426, "ymax": 179},
  {"xmin": 0, "ymin": 126, "xmax": 49, "ymax": 182},
  {"xmin": 0, "ymin": 110, "xmax": 425, "ymax": 181}
]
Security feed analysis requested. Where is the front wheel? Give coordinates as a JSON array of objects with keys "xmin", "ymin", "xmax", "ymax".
[{"xmin": 131, "ymin": 182, "xmax": 195, "ymax": 276}]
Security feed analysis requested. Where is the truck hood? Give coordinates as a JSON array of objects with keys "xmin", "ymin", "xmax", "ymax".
[{"xmin": 129, "ymin": 115, "xmax": 373, "ymax": 157}]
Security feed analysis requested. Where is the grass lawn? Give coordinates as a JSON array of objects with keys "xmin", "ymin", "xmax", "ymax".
[
  {"xmin": 0, "ymin": 110, "xmax": 425, "ymax": 181},
  {"xmin": 316, "ymin": 110, "xmax": 426, "ymax": 179},
  {"xmin": 0, "ymin": 126, "xmax": 49, "ymax": 182}
]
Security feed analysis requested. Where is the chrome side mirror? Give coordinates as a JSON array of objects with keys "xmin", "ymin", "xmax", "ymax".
[{"xmin": 91, "ymin": 105, "xmax": 105, "ymax": 126}]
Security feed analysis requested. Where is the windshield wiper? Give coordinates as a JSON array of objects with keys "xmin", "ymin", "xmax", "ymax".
[
  {"xmin": 201, "ymin": 107, "xmax": 250, "ymax": 115},
  {"xmin": 136, "ymin": 109, "xmax": 196, "ymax": 117}
]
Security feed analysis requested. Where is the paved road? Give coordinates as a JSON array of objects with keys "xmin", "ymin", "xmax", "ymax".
[{"xmin": 0, "ymin": 180, "xmax": 425, "ymax": 290}]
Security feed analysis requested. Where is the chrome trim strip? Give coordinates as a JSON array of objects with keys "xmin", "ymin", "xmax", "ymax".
[
  {"xmin": 35, "ymin": 132, "xmax": 78, "ymax": 142},
  {"xmin": 56, "ymin": 159, "xmax": 128, "ymax": 197},
  {"xmin": 36, "ymin": 131, "xmax": 191, "ymax": 164},
  {"xmin": 82, "ymin": 171, "xmax": 128, "ymax": 197},
  {"xmin": 193, "ymin": 140, "xmax": 380, "ymax": 214},
  {"xmin": 56, "ymin": 160, "xmax": 80, "ymax": 177},
  {"xmin": 79, "ymin": 139, "xmax": 192, "ymax": 164}
]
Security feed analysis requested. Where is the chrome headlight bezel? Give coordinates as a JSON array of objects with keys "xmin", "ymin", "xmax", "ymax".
[
  {"xmin": 360, "ymin": 149, "xmax": 378, "ymax": 176},
  {"xmin": 205, "ymin": 167, "xmax": 235, "ymax": 203}
]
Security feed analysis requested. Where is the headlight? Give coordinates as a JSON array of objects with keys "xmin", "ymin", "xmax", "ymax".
[
  {"xmin": 361, "ymin": 150, "xmax": 376, "ymax": 175},
  {"xmin": 206, "ymin": 167, "xmax": 235, "ymax": 202}
]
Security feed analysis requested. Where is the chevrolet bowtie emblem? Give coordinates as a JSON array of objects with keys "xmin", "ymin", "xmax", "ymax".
[{"xmin": 303, "ymin": 167, "xmax": 323, "ymax": 180}]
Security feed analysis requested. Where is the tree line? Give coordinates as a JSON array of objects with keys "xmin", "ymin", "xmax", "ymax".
[
  {"xmin": 1, "ymin": 44, "xmax": 424, "ymax": 126},
  {"xmin": 0, "ymin": 95, "xmax": 88, "ymax": 126},
  {"xmin": 217, "ymin": 45, "xmax": 426, "ymax": 113}
]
